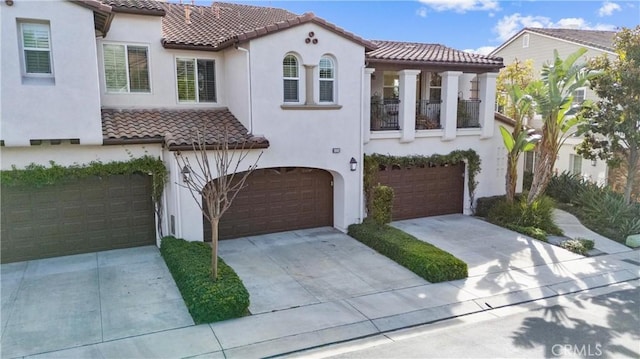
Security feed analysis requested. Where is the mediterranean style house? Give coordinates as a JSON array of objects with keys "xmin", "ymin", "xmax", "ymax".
[
  {"xmin": 490, "ymin": 27, "xmax": 618, "ymax": 185},
  {"xmin": 0, "ymin": 0, "xmax": 510, "ymax": 262}
]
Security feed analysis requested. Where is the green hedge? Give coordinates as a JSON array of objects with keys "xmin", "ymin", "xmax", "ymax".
[
  {"xmin": 371, "ymin": 185, "xmax": 394, "ymax": 225},
  {"xmin": 160, "ymin": 236, "xmax": 250, "ymax": 324},
  {"xmin": 348, "ymin": 221, "xmax": 468, "ymax": 282}
]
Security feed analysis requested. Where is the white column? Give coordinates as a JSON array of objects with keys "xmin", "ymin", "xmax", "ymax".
[
  {"xmin": 478, "ymin": 72, "xmax": 498, "ymax": 139},
  {"xmin": 441, "ymin": 71, "xmax": 462, "ymax": 141},
  {"xmin": 398, "ymin": 69, "xmax": 421, "ymax": 143},
  {"xmin": 363, "ymin": 68, "xmax": 375, "ymax": 144}
]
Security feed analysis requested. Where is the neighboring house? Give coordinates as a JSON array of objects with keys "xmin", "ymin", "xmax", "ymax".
[
  {"xmin": 0, "ymin": 0, "xmax": 507, "ymax": 263},
  {"xmin": 490, "ymin": 27, "xmax": 617, "ymax": 185}
]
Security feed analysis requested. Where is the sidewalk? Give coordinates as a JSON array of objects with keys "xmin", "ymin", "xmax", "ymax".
[
  {"xmin": 27, "ymin": 247, "xmax": 639, "ymax": 359},
  {"xmin": 553, "ymin": 209, "xmax": 632, "ymax": 254}
]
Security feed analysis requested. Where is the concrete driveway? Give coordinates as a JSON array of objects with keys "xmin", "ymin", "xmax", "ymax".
[
  {"xmin": 0, "ymin": 246, "xmax": 193, "ymax": 358},
  {"xmin": 218, "ymin": 227, "xmax": 428, "ymax": 314}
]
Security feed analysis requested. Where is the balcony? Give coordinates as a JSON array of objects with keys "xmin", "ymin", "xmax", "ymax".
[
  {"xmin": 457, "ymin": 99, "xmax": 481, "ymax": 128},
  {"xmin": 415, "ymin": 100, "xmax": 441, "ymax": 130},
  {"xmin": 371, "ymin": 98, "xmax": 400, "ymax": 130}
]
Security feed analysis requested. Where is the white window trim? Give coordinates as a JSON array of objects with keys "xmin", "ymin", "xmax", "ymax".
[
  {"xmin": 174, "ymin": 57, "xmax": 217, "ymax": 104},
  {"xmin": 19, "ymin": 22, "xmax": 53, "ymax": 78},
  {"xmin": 102, "ymin": 42, "xmax": 151, "ymax": 94},
  {"xmin": 318, "ymin": 56, "xmax": 336, "ymax": 104},
  {"xmin": 283, "ymin": 54, "xmax": 301, "ymax": 103},
  {"xmin": 522, "ymin": 34, "xmax": 530, "ymax": 48}
]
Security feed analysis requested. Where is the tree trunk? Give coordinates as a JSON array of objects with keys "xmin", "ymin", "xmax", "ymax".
[
  {"xmin": 624, "ymin": 146, "xmax": 639, "ymax": 205},
  {"xmin": 505, "ymin": 153, "xmax": 518, "ymax": 203},
  {"xmin": 527, "ymin": 144, "xmax": 556, "ymax": 204},
  {"xmin": 210, "ymin": 217, "xmax": 219, "ymax": 280}
]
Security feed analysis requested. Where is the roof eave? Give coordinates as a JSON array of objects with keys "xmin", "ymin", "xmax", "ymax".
[
  {"xmin": 168, "ymin": 142, "xmax": 270, "ymax": 151},
  {"xmin": 162, "ymin": 40, "xmax": 222, "ymax": 52},
  {"xmin": 367, "ymin": 58, "xmax": 503, "ymax": 71},
  {"xmin": 110, "ymin": 6, "xmax": 166, "ymax": 17},
  {"xmin": 103, "ymin": 137, "xmax": 164, "ymax": 146}
]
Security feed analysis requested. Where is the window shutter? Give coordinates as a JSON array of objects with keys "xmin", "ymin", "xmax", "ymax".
[
  {"xmin": 176, "ymin": 58, "xmax": 196, "ymax": 101},
  {"xmin": 104, "ymin": 44, "xmax": 128, "ymax": 92},
  {"xmin": 127, "ymin": 46, "xmax": 150, "ymax": 92}
]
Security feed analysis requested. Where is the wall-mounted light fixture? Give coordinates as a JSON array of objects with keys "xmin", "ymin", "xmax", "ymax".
[
  {"xmin": 181, "ymin": 165, "xmax": 191, "ymax": 182},
  {"xmin": 591, "ymin": 159, "xmax": 597, "ymax": 167},
  {"xmin": 350, "ymin": 157, "xmax": 358, "ymax": 172}
]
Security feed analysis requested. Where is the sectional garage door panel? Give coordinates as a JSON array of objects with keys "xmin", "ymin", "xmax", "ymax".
[
  {"xmin": 204, "ymin": 168, "xmax": 333, "ymax": 240},
  {"xmin": 376, "ymin": 163, "xmax": 465, "ymax": 220},
  {"xmin": 1, "ymin": 175, "xmax": 156, "ymax": 263}
]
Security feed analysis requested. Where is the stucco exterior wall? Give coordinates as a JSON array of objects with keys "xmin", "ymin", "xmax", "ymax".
[
  {"xmin": 163, "ymin": 23, "xmax": 367, "ymax": 242},
  {"xmin": 556, "ymin": 137, "xmax": 607, "ymax": 185},
  {"xmin": 97, "ymin": 14, "xmax": 226, "ymax": 109},
  {"xmin": 1, "ymin": 1, "xmax": 102, "ymax": 146}
]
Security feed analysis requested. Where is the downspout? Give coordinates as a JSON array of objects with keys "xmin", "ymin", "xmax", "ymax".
[
  {"xmin": 358, "ymin": 63, "xmax": 366, "ymax": 223},
  {"xmin": 235, "ymin": 45, "xmax": 253, "ymax": 133}
]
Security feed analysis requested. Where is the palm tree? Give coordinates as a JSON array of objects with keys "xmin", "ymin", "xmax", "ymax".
[{"xmin": 527, "ymin": 48, "xmax": 593, "ymax": 204}]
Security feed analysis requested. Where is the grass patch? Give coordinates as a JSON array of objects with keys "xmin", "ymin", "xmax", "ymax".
[
  {"xmin": 347, "ymin": 221, "xmax": 468, "ymax": 282},
  {"xmin": 160, "ymin": 236, "xmax": 250, "ymax": 324}
]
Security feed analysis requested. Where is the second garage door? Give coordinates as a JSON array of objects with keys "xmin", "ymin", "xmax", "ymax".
[
  {"xmin": 376, "ymin": 163, "xmax": 465, "ymax": 220},
  {"xmin": 204, "ymin": 167, "xmax": 333, "ymax": 240}
]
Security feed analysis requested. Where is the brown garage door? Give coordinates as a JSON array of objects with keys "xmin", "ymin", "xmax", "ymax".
[
  {"xmin": 204, "ymin": 167, "xmax": 333, "ymax": 240},
  {"xmin": 376, "ymin": 163, "xmax": 464, "ymax": 220},
  {"xmin": 1, "ymin": 174, "xmax": 156, "ymax": 263}
]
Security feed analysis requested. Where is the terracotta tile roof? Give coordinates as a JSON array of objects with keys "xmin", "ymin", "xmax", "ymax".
[
  {"xmin": 102, "ymin": 108, "xmax": 269, "ymax": 149},
  {"xmin": 525, "ymin": 28, "xmax": 616, "ymax": 52},
  {"xmin": 160, "ymin": 2, "xmax": 376, "ymax": 51},
  {"xmin": 100, "ymin": 0, "xmax": 165, "ymax": 16},
  {"xmin": 367, "ymin": 40, "xmax": 503, "ymax": 68}
]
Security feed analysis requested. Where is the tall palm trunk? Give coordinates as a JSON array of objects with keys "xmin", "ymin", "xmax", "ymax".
[
  {"xmin": 528, "ymin": 121, "xmax": 559, "ymax": 204},
  {"xmin": 505, "ymin": 152, "xmax": 518, "ymax": 202}
]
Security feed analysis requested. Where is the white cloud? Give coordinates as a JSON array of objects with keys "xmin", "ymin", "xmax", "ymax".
[
  {"xmin": 416, "ymin": 7, "xmax": 428, "ymax": 18},
  {"xmin": 463, "ymin": 46, "xmax": 497, "ymax": 55},
  {"xmin": 598, "ymin": 1, "xmax": 621, "ymax": 16},
  {"xmin": 493, "ymin": 13, "xmax": 618, "ymax": 42},
  {"xmin": 418, "ymin": 0, "xmax": 499, "ymax": 13}
]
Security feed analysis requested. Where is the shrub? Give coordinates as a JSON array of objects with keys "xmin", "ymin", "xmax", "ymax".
[
  {"xmin": 348, "ymin": 221, "xmax": 468, "ymax": 282},
  {"xmin": 560, "ymin": 238, "xmax": 595, "ymax": 256},
  {"xmin": 160, "ymin": 236, "xmax": 250, "ymax": 324},
  {"xmin": 487, "ymin": 195, "xmax": 562, "ymax": 236},
  {"xmin": 475, "ymin": 195, "xmax": 506, "ymax": 218},
  {"xmin": 371, "ymin": 185, "xmax": 394, "ymax": 225},
  {"xmin": 503, "ymin": 224, "xmax": 548, "ymax": 242},
  {"xmin": 575, "ymin": 187, "xmax": 640, "ymax": 242},
  {"xmin": 522, "ymin": 171, "xmax": 533, "ymax": 192},
  {"xmin": 545, "ymin": 171, "xmax": 588, "ymax": 204}
]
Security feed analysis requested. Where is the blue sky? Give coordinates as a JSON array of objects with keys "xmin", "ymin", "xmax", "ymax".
[{"xmin": 231, "ymin": 0, "xmax": 639, "ymax": 54}]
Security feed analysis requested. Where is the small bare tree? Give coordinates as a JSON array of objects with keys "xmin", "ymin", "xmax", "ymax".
[{"xmin": 175, "ymin": 125, "xmax": 262, "ymax": 280}]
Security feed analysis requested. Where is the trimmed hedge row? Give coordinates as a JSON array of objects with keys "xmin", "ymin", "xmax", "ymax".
[
  {"xmin": 348, "ymin": 221, "xmax": 468, "ymax": 282},
  {"xmin": 160, "ymin": 236, "xmax": 250, "ymax": 324}
]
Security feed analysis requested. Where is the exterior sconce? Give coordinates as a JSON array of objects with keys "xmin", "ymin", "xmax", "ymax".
[
  {"xmin": 181, "ymin": 165, "xmax": 191, "ymax": 182},
  {"xmin": 350, "ymin": 157, "xmax": 358, "ymax": 172},
  {"xmin": 591, "ymin": 159, "xmax": 597, "ymax": 167}
]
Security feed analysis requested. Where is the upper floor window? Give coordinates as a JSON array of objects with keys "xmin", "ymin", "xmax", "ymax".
[
  {"xmin": 20, "ymin": 22, "xmax": 53, "ymax": 76},
  {"xmin": 522, "ymin": 34, "xmax": 530, "ymax": 48},
  {"xmin": 572, "ymin": 88, "xmax": 586, "ymax": 106},
  {"xmin": 103, "ymin": 43, "xmax": 150, "ymax": 93},
  {"xmin": 429, "ymin": 72, "xmax": 442, "ymax": 101},
  {"xmin": 319, "ymin": 57, "xmax": 335, "ymax": 103},
  {"xmin": 383, "ymin": 72, "xmax": 399, "ymax": 99},
  {"xmin": 283, "ymin": 54, "xmax": 299, "ymax": 102},
  {"xmin": 176, "ymin": 58, "xmax": 216, "ymax": 103}
]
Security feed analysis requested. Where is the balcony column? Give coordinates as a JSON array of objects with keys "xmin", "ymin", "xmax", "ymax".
[
  {"xmin": 441, "ymin": 71, "xmax": 462, "ymax": 141},
  {"xmin": 398, "ymin": 69, "xmax": 421, "ymax": 143},
  {"xmin": 363, "ymin": 68, "xmax": 375, "ymax": 144},
  {"xmin": 478, "ymin": 72, "xmax": 498, "ymax": 139}
]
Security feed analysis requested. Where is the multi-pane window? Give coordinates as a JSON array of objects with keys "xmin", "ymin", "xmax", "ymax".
[
  {"xmin": 103, "ymin": 44, "xmax": 150, "ymax": 93},
  {"xmin": 383, "ymin": 72, "xmax": 399, "ymax": 99},
  {"xmin": 570, "ymin": 154, "xmax": 582, "ymax": 175},
  {"xmin": 429, "ymin": 72, "xmax": 442, "ymax": 101},
  {"xmin": 283, "ymin": 55, "xmax": 299, "ymax": 102},
  {"xmin": 176, "ymin": 58, "xmax": 216, "ymax": 103},
  {"xmin": 319, "ymin": 57, "xmax": 335, "ymax": 102},
  {"xmin": 21, "ymin": 22, "xmax": 52, "ymax": 76},
  {"xmin": 572, "ymin": 88, "xmax": 586, "ymax": 106}
]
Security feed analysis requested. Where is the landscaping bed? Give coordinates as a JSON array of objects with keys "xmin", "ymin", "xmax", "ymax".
[
  {"xmin": 348, "ymin": 221, "xmax": 468, "ymax": 282},
  {"xmin": 160, "ymin": 236, "xmax": 250, "ymax": 324}
]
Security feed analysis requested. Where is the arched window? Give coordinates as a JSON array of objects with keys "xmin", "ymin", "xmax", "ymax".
[
  {"xmin": 319, "ymin": 56, "xmax": 335, "ymax": 102},
  {"xmin": 283, "ymin": 54, "xmax": 299, "ymax": 102}
]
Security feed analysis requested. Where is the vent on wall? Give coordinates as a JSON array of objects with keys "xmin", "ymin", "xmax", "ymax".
[{"xmin": 29, "ymin": 139, "xmax": 81, "ymax": 145}]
